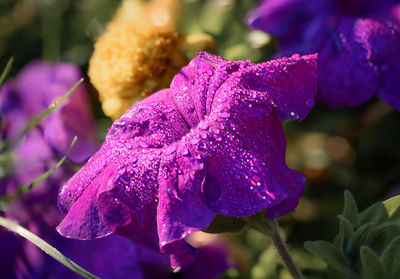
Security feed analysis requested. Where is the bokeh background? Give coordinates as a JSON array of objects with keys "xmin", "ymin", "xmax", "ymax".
[{"xmin": 1, "ymin": 0, "xmax": 400, "ymax": 278}]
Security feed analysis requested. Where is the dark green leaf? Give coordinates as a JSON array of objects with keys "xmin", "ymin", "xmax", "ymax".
[
  {"xmin": 327, "ymin": 266, "xmax": 350, "ymax": 279},
  {"xmin": 360, "ymin": 246, "xmax": 388, "ymax": 279},
  {"xmin": 343, "ymin": 190, "xmax": 359, "ymax": 227},
  {"xmin": 337, "ymin": 215, "xmax": 353, "ymax": 249},
  {"xmin": 359, "ymin": 202, "xmax": 388, "ymax": 225},
  {"xmin": 347, "ymin": 223, "xmax": 373, "ymax": 254},
  {"xmin": 204, "ymin": 214, "xmax": 246, "ymax": 233},
  {"xmin": 305, "ymin": 240, "xmax": 356, "ymax": 276},
  {"xmin": 381, "ymin": 235, "xmax": 400, "ymax": 278},
  {"xmin": 388, "ymin": 207, "xmax": 400, "ymax": 224},
  {"xmin": 364, "ymin": 221, "xmax": 398, "ymax": 244}
]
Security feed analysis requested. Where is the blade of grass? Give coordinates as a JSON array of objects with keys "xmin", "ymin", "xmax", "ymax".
[
  {"xmin": 0, "ymin": 78, "xmax": 84, "ymax": 152},
  {"xmin": 0, "ymin": 57, "xmax": 13, "ymax": 86},
  {"xmin": 0, "ymin": 136, "xmax": 77, "ymax": 204},
  {"xmin": 0, "ymin": 216, "xmax": 100, "ymax": 279},
  {"xmin": 22, "ymin": 78, "xmax": 84, "ymax": 133}
]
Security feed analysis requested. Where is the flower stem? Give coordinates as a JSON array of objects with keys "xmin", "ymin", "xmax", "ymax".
[
  {"xmin": 268, "ymin": 219, "xmax": 303, "ymax": 279},
  {"xmin": 248, "ymin": 215, "xmax": 303, "ymax": 279}
]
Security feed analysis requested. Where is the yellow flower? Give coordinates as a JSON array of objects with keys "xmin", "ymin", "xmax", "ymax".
[{"xmin": 89, "ymin": 0, "xmax": 214, "ymax": 119}]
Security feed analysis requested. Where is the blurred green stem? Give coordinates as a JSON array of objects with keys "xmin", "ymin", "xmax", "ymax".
[
  {"xmin": 41, "ymin": 0, "xmax": 61, "ymax": 61},
  {"xmin": 0, "ymin": 216, "xmax": 99, "ymax": 279},
  {"xmin": 249, "ymin": 215, "xmax": 304, "ymax": 279}
]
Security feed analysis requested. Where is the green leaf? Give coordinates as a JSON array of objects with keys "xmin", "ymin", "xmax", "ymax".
[
  {"xmin": 359, "ymin": 202, "xmax": 388, "ymax": 225},
  {"xmin": 381, "ymin": 235, "xmax": 400, "ymax": 278},
  {"xmin": 343, "ymin": 190, "xmax": 359, "ymax": 227},
  {"xmin": 383, "ymin": 195, "xmax": 400, "ymax": 217},
  {"xmin": 327, "ymin": 266, "xmax": 349, "ymax": 279},
  {"xmin": 0, "ymin": 57, "xmax": 13, "ymax": 86},
  {"xmin": 364, "ymin": 221, "xmax": 398, "ymax": 244},
  {"xmin": 0, "ymin": 136, "xmax": 77, "ymax": 204},
  {"xmin": 305, "ymin": 240, "xmax": 356, "ymax": 276},
  {"xmin": 347, "ymin": 223, "xmax": 373, "ymax": 254},
  {"xmin": 203, "ymin": 214, "xmax": 246, "ymax": 233},
  {"xmin": 337, "ymin": 215, "xmax": 353, "ymax": 249},
  {"xmin": 360, "ymin": 246, "xmax": 388, "ymax": 279},
  {"xmin": 388, "ymin": 206, "xmax": 400, "ymax": 224},
  {"xmin": 0, "ymin": 216, "xmax": 99, "ymax": 279}
]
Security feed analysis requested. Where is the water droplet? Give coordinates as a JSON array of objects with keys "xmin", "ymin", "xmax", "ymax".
[
  {"xmin": 198, "ymin": 122, "xmax": 208, "ymax": 130},
  {"xmin": 139, "ymin": 140, "xmax": 149, "ymax": 148},
  {"xmin": 198, "ymin": 141, "xmax": 207, "ymax": 149},
  {"xmin": 251, "ymin": 175, "xmax": 262, "ymax": 186},
  {"xmin": 214, "ymin": 134, "xmax": 222, "ymax": 141},
  {"xmin": 190, "ymin": 137, "xmax": 201, "ymax": 145},
  {"xmin": 182, "ymin": 148, "xmax": 190, "ymax": 156},
  {"xmin": 220, "ymin": 112, "xmax": 230, "ymax": 118},
  {"xmin": 200, "ymin": 131, "xmax": 207, "ymax": 139}
]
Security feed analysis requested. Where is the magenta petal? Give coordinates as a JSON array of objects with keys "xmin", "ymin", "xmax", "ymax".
[
  {"xmin": 157, "ymin": 145, "xmax": 216, "ymax": 263},
  {"xmin": 57, "ymin": 52, "xmax": 318, "ymax": 269},
  {"xmin": 170, "ymin": 52, "xmax": 249, "ymax": 126},
  {"xmin": 57, "ymin": 162, "xmax": 119, "ymax": 239},
  {"xmin": 240, "ymin": 54, "xmax": 318, "ymax": 121},
  {"xmin": 202, "ymin": 111, "xmax": 305, "ymax": 217}
]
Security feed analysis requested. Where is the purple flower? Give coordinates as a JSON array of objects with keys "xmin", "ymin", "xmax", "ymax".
[
  {"xmin": 247, "ymin": 0, "xmax": 400, "ymax": 109},
  {"xmin": 0, "ymin": 61, "xmax": 105, "ymax": 278},
  {"xmin": 57, "ymin": 52, "xmax": 317, "ymax": 269},
  {"xmin": 0, "ymin": 61, "xmax": 98, "ymax": 162}
]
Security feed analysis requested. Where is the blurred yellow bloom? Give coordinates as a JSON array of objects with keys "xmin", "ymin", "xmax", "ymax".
[{"xmin": 89, "ymin": 0, "xmax": 214, "ymax": 119}]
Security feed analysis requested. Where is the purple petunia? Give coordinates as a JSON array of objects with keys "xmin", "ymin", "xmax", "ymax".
[
  {"xmin": 247, "ymin": 0, "xmax": 400, "ymax": 109},
  {"xmin": 57, "ymin": 52, "xmax": 317, "ymax": 270}
]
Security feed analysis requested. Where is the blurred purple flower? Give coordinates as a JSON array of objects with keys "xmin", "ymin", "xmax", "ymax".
[
  {"xmin": 57, "ymin": 52, "xmax": 317, "ymax": 269},
  {"xmin": 247, "ymin": 0, "xmax": 400, "ymax": 109},
  {"xmin": 0, "ymin": 61, "xmax": 98, "ymax": 162},
  {"xmin": 0, "ymin": 61, "xmax": 99, "ymax": 278}
]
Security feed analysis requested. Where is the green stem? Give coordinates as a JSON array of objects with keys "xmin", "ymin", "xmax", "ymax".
[
  {"xmin": 0, "ymin": 216, "xmax": 99, "ymax": 279},
  {"xmin": 248, "ymin": 215, "xmax": 304, "ymax": 279}
]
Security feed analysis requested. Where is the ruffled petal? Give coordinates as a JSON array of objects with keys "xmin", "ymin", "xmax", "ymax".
[
  {"xmin": 58, "ymin": 89, "xmax": 190, "ymax": 242},
  {"xmin": 170, "ymin": 52, "xmax": 249, "ymax": 126},
  {"xmin": 317, "ymin": 19, "xmax": 379, "ymax": 107},
  {"xmin": 239, "ymin": 53, "xmax": 318, "ymax": 121},
  {"xmin": 246, "ymin": 0, "xmax": 331, "ymax": 55},
  {"xmin": 357, "ymin": 19, "xmax": 400, "ymax": 110},
  {"xmin": 58, "ymin": 52, "xmax": 318, "ymax": 270},
  {"xmin": 157, "ymin": 141, "xmax": 216, "ymax": 269}
]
